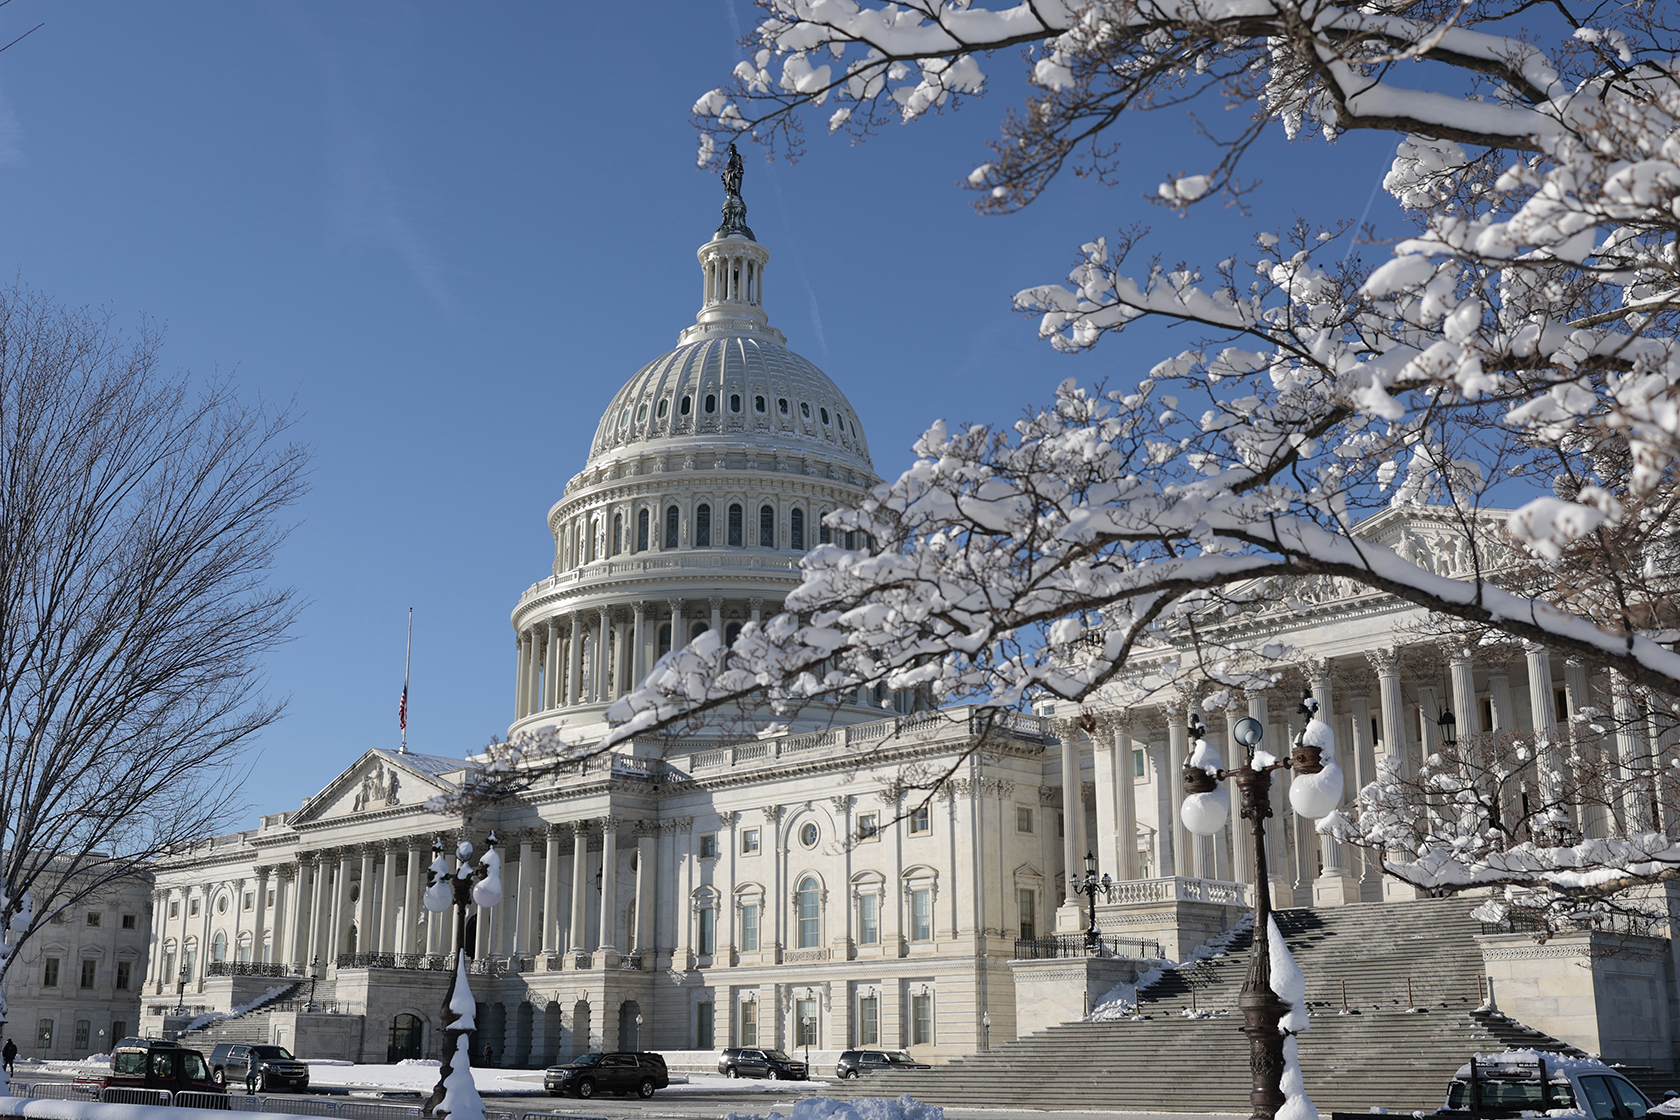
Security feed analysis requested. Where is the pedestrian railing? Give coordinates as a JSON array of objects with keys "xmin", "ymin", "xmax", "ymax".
[
  {"xmin": 1013, "ymin": 933, "xmax": 1165, "ymax": 960},
  {"xmin": 99, "ymin": 1088, "xmax": 175, "ymax": 1106},
  {"xmin": 174, "ymin": 1091, "xmax": 235, "ymax": 1109},
  {"xmin": 2, "ymin": 1085, "xmax": 525, "ymax": 1120},
  {"xmin": 8, "ymin": 1083, "xmax": 90, "ymax": 1101}
]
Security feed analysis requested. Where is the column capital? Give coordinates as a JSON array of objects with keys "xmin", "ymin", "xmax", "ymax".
[
  {"xmin": 666, "ymin": 597, "xmax": 683, "ymax": 612},
  {"xmin": 748, "ymin": 597, "xmax": 764, "ymax": 612},
  {"xmin": 716, "ymin": 810, "xmax": 738, "ymax": 829},
  {"xmin": 761, "ymin": 804, "xmax": 783, "ymax": 822},
  {"xmin": 828, "ymin": 795, "xmax": 851, "ymax": 814},
  {"xmin": 1365, "ymin": 647, "xmax": 1402, "ymax": 674}
]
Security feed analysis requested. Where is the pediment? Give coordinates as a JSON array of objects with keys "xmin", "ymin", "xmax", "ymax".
[{"xmin": 292, "ymin": 749, "xmax": 460, "ymax": 826}]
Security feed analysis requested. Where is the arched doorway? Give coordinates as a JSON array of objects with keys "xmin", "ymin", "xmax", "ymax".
[
  {"xmin": 543, "ymin": 1003, "xmax": 562, "ymax": 1065},
  {"xmin": 462, "ymin": 914, "xmax": 477, "ymax": 957},
  {"xmin": 514, "ymin": 1003, "xmax": 533, "ymax": 1067},
  {"xmin": 387, "ymin": 1014, "xmax": 424, "ymax": 1063},
  {"xmin": 617, "ymin": 1000, "xmax": 641, "ymax": 1051},
  {"xmin": 570, "ymin": 1001, "xmax": 592, "ymax": 1060},
  {"xmin": 345, "ymin": 922, "xmax": 358, "ymax": 954}
]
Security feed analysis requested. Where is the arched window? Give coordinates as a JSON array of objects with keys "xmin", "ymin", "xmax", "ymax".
[
  {"xmin": 691, "ymin": 621, "xmax": 708, "ymax": 642},
  {"xmin": 730, "ymin": 393, "xmax": 742, "ymax": 413},
  {"xmin": 820, "ymin": 407, "xmax": 830, "ymax": 425},
  {"xmin": 388, "ymin": 1014, "xmax": 424, "ymax": 1063},
  {"xmin": 759, "ymin": 505, "xmax": 774, "ymax": 548},
  {"xmin": 587, "ymin": 519, "xmax": 597, "ymax": 563},
  {"xmin": 236, "ymin": 933, "xmax": 251, "ymax": 963},
  {"xmin": 612, "ymin": 513, "xmax": 623, "ymax": 556},
  {"xmin": 579, "ymin": 634, "xmax": 594, "ymax": 698},
  {"xmin": 704, "ymin": 393, "xmax": 717, "ymax": 414},
  {"xmin": 636, "ymin": 509, "xmax": 650, "ymax": 552},
  {"xmin": 665, "ymin": 506, "xmax": 680, "ymax": 549},
  {"xmin": 837, "ymin": 414, "xmax": 846, "ymax": 432},
  {"xmin": 778, "ymin": 398, "xmax": 790, "ymax": 416},
  {"xmin": 800, "ymin": 402, "xmax": 811, "ymax": 419},
  {"xmin": 211, "ymin": 931, "xmax": 228, "ymax": 963},
  {"xmin": 680, "ymin": 395, "xmax": 692, "ymax": 416},
  {"xmin": 657, "ymin": 399, "xmax": 669, "ymax": 420},
  {"xmin": 725, "ymin": 622, "xmax": 742, "ymax": 644},
  {"xmin": 727, "ymin": 503, "xmax": 743, "ymax": 547},
  {"xmin": 696, "ymin": 504, "xmax": 712, "ymax": 547},
  {"xmin": 819, "ymin": 512, "xmax": 832, "ymax": 545},
  {"xmin": 791, "ymin": 508, "xmax": 805, "ymax": 550},
  {"xmin": 658, "ymin": 623, "xmax": 672, "ymax": 657},
  {"xmin": 796, "ymin": 877, "xmax": 820, "ymax": 949},
  {"xmin": 754, "ymin": 394, "xmax": 767, "ymax": 414}
]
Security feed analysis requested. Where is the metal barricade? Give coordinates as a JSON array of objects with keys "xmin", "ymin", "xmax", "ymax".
[
  {"xmin": 101, "ymin": 1087, "xmax": 175, "ymax": 1106},
  {"xmin": 336, "ymin": 1103, "xmax": 422, "ymax": 1120},
  {"xmin": 174, "ymin": 1091, "xmax": 235, "ymax": 1110},
  {"xmin": 251, "ymin": 1098, "xmax": 342, "ymax": 1117},
  {"xmin": 227, "ymin": 1094, "xmax": 267, "ymax": 1112},
  {"xmin": 518, "ymin": 1112, "xmax": 611, "ymax": 1120},
  {"xmin": 12, "ymin": 1083, "xmax": 94, "ymax": 1101}
]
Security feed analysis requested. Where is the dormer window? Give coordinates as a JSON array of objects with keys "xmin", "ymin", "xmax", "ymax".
[
  {"xmin": 778, "ymin": 398, "xmax": 789, "ymax": 416},
  {"xmin": 636, "ymin": 403, "xmax": 648, "ymax": 422},
  {"xmin": 820, "ymin": 407, "xmax": 830, "ymax": 425},
  {"xmin": 754, "ymin": 395, "xmax": 767, "ymax": 414},
  {"xmin": 657, "ymin": 399, "xmax": 669, "ymax": 420},
  {"xmin": 730, "ymin": 393, "xmax": 743, "ymax": 413},
  {"xmin": 681, "ymin": 396, "xmax": 692, "ymax": 417},
  {"xmin": 800, "ymin": 402, "xmax": 811, "ymax": 420},
  {"xmin": 704, "ymin": 393, "xmax": 717, "ymax": 414}
]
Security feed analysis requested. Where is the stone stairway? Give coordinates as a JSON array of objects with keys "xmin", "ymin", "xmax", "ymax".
[
  {"xmin": 826, "ymin": 898, "xmax": 1658, "ymax": 1112},
  {"xmin": 176, "ymin": 981, "xmax": 305, "ymax": 1048}
]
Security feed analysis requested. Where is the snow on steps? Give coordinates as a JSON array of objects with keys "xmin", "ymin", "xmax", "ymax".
[
  {"xmin": 175, "ymin": 982, "xmax": 304, "ymax": 1047},
  {"xmin": 822, "ymin": 897, "xmax": 1655, "ymax": 1113}
]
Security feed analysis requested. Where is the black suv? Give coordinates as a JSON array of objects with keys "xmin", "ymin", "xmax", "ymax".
[
  {"xmin": 717, "ymin": 1047, "xmax": 809, "ymax": 1081},
  {"xmin": 207, "ymin": 1043, "xmax": 310, "ymax": 1092},
  {"xmin": 836, "ymin": 1050, "xmax": 932, "ymax": 1079},
  {"xmin": 544, "ymin": 1052, "xmax": 668, "ymax": 1099}
]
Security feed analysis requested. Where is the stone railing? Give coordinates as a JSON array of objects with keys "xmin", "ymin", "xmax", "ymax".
[
  {"xmin": 206, "ymin": 961, "xmax": 301, "ymax": 978},
  {"xmin": 521, "ymin": 553, "xmax": 802, "ymax": 603},
  {"xmin": 335, "ymin": 952, "xmax": 451, "ymax": 971},
  {"xmin": 1013, "ymin": 933, "xmax": 1166, "ymax": 961},
  {"xmin": 1104, "ymin": 876, "xmax": 1246, "ymax": 908}
]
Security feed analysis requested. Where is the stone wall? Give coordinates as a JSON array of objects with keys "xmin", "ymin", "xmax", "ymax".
[{"xmin": 1007, "ymin": 956, "xmax": 1155, "ymax": 1039}]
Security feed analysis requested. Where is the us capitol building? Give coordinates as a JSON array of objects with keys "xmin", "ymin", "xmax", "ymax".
[{"xmin": 138, "ymin": 158, "xmax": 1675, "ymax": 1073}]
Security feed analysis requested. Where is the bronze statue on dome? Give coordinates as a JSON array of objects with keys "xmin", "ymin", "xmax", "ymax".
[
  {"xmin": 723, "ymin": 142, "xmax": 745, "ymax": 198},
  {"xmin": 715, "ymin": 141, "xmax": 755, "ymax": 241}
]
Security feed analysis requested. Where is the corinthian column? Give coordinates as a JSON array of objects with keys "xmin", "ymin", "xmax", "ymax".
[
  {"xmin": 597, "ymin": 817, "xmax": 621, "ymax": 954},
  {"xmin": 569, "ymin": 822, "xmax": 590, "ymax": 952},
  {"xmin": 1367, "ymin": 649, "xmax": 1419, "ymax": 901}
]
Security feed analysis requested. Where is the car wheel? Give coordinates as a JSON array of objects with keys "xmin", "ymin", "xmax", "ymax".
[
  {"xmin": 767, "ymin": 1070, "xmax": 780, "ymax": 1081},
  {"xmin": 638, "ymin": 1079, "xmax": 656, "ymax": 1099},
  {"xmin": 576, "ymin": 1078, "xmax": 595, "ymax": 1099},
  {"xmin": 725, "ymin": 1067, "xmax": 740, "ymax": 1079},
  {"xmin": 844, "ymin": 1070, "xmax": 857, "ymax": 1080}
]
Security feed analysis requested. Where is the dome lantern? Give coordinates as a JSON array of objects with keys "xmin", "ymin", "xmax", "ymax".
[{"xmin": 689, "ymin": 143, "xmax": 774, "ymax": 340}]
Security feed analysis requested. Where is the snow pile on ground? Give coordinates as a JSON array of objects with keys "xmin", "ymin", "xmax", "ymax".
[
  {"xmin": 1087, "ymin": 914, "xmax": 1253, "ymax": 1020},
  {"xmin": 724, "ymin": 1094, "xmax": 943, "ymax": 1120},
  {"xmin": 298, "ymin": 1061, "xmax": 540, "ymax": 1095},
  {"xmin": 182, "ymin": 985, "xmax": 294, "ymax": 1033}
]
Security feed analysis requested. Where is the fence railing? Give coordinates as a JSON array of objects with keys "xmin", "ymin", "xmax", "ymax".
[
  {"xmin": 1480, "ymin": 910, "xmax": 1666, "ymax": 938},
  {"xmin": 5, "ymin": 1085, "xmax": 500, "ymax": 1120},
  {"xmin": 335, "ymin": 952, "xmax": 451, "ymax": 971},
  {"xmin": 1013, "ymin": 932, "xmax": 1165, "ymax": 960},
  {"xmin": 206, "ymin": 962, "xmax": 301, "ymax": 978}
]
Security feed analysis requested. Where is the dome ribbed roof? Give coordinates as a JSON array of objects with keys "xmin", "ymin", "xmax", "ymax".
[{"xmin": 588, "ymin": 333, "xmax": 873, "ymax": 472}]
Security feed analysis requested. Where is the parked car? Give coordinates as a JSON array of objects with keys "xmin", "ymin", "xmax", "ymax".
[
  {"xmin": 207, "ymin": 1043, "xmax": 311, "ymax": 1092},
  {"xmin": 717, "ymin": 1047, "xmax": 809, "ymax": 1081},
  {"xmin": 76, "ymin": 1041, "xmax": 225, "ymax": 1097},
  {"xmin": 835, "ymin": 1050, "xmax": 932, "ymax": 1079},
  {"xmin": 544, "ymin": 1052, "xmax": 668, "ymax": 1099},
  {"xmin": 1434, "ymin": 1052, "xmax": 1652, "ymax": 1119}
]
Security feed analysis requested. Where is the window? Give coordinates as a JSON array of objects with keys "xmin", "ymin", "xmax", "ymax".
[
  {"xmin": 857, "ymin": 812, "xmax": 879, "ymax": 841},
  {"xmin": 742, "ymin": 903, "xmax": 760, "ymax": 952},
  {"xmin": 800, "ymin": 821, "xmax": 819, "ymax": 848},
  {"xmin": 665, "ymin": 505, "xmax": 680, "ymax": 549},
  {"xmin": 116, "ymin": 962, "xmax": 131, "ymax": 990},
  {"xmin": 161, "ymin": 950, "xmax": 175, "ymax": 984},
  {"xmin": 681, "ymin": 395, "xmax": 692, "ymax": 416},
  {"xmin": 85, "ymin": 912, "xmax": 100, "ymax": 928},
  {"xmin": 1017, "ymin": 807, "xmax": 1034, "ymax": 833},
  {"xmin": 1480, "ymin": 696, "xmax": 1495, "ymax": 731},
  {"xmin": 698, "ymin": 906, "xmax": 715, "ymax": 955},
  {"xmin": 911, "ymin": 888, "xmax": 932, "ymax": 942},
  {"xmin": 796, "ymin": 998, "xmax": 817, "ymax": 1046},
  {"xmin": 740, "ymin": 999, "xmax": 758, "ymax": 1046},
  {"xmin": 912, "ymin": 994, "xmax": 933, "ymax": 1045},
  {"xmin": 1019, "ymin": 889, "xmax": 1037, "ymax": 940},
  {"xmin": 791, "ymin": 508, "xmax": 805, "ymax": 550},
  {"xmin": 704, "ymin": 393, "xmax": 717, "ymax": 414},
  {"xmin": 243, "ymin": 892, "xmax": 255, "ymax": 911},
  {"xmin": 264, "ymin": 890, "xmax": 274, "ymax": 908},
  {"xmin": 184, "ymin": 947, "xmax": 197, "ymax": 979},
  {"xmin": 800, "ymin": 402, "xmax": 811, "ymax": 419},
  {"xmin": 909, "ymin": 805, "xmax": 931, "ymax": 835},
  {"xmin": 754, "ymin": 394, "xmax": 767, "ymax": 413},
  {"xmin": 74, "ymin": 1020, "xmax": 90, "ymax": 1050},
  {"xmin": 1554, "ymin": 684, "xmax": 1569, "ymax": 722},
  {"xmin": 699, "ymin": 833, "xmax": 718, "ymax": 859},
  {"xmin": 778, "ymin": 398, "xmax": 789, "ymax": 416},
  {"xmin": 1058, "ymin": 812, "xmax": 1065, "ymax": 838},
  {"xmin": 36, "ymin": 1020, "xmax": 52, "ymax": 1050},
  {"xmin": 819, "ymin": 512, "xmax": 832, "ymax": 545},
  {"xmin": 741, "ymin": 828, "xmax": 760, "ymax": 854},
  {"xmin": 612, "ymin": 512, "xmax": 623, "ymax": 555},
  {"xmin": 169, "ymin": 899, "xmax": 179, "ymax": 919},
  {"xmin": 759, "ymin": 504, "xmax": 774, "ymax": 547},
  {"xmin": 80, "ymin": 960, "xmax": 96, "ymax": 989},
  {"xmin": 636, "ymin": 508, "xmax": 650, "ymax": 552},
  {"xmin": 122, "ymin": 913, "xmax": 137, "ymax": 930},
  {"xmin": 1133, "ymin": 749, "xmax": 1147, "ymax": 779},
  {"xmin": 189, "ymin": 898, "xmax": 200, "ymax": 917},
  {"xmin": 858, "ymin": 996, "xmax": 879, "ymax": 1046},
  {"xmin": 820, "ymin": 407, "xmax": 830, "ymax": 425},
  {"xmin": 691, "ymin": 620, "xmax": 708, "ymax": 642},
  {"xmin": 730, "ymin": 393, "xmax": 742, "ymax": 413},
  {"xmin": 212, "ymin": 931, "xmax": 228, "ymax": 962},
  {"xmin": 697, "ymin": 1002, "xmax": 715, "ymax": 1049},
  {"xmin": 696, "ymin": 504, "xmax": 712, "ymax": 547},
  {"xmin": 727, "ymin": 503, "xmax": 743, "ymax": 547},
  {"xmin": 657, "ymin": 398, "xmax": 669, "ymax": 420},
  {"xmin": 658, "ymin": 623, "xmax": 672, "ymax": 656},
  {"xmin": 725, "ymin": 621, "xmax": 741, "ymax": 643},
  {"xmin": 636, "ymin": 402, "xmax": 648, "ymax": 422},
  {"xmin": 796, "ymin": 877, "xmax": 820, "ymax": 948},
  {"xmin": 858, "ymin": 894, "xmax": 879, "ymax": 945},
  {"xmin": 43, "ymin": 958, "xmax": 59, "ymax": 987}
]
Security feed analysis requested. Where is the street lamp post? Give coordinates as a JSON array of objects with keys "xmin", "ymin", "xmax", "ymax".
[
  {"xmin": 306, "ymin": 956, "xmax": 320, "ymax": 1012},
  {"xmin": 981, "ymin": 1011, "xmax": 990, "ymax": 1052},
  {"xmin": 173, "ymin": 964, "xmax": 190, "ymax": 1016},
  {"xmin": 1178, "ymin": 696, "xmax": 1343, "ymax": 1120},
  {"xmin": 421, "ymin": 832, "xmax": 500, "ymax": 1118},
  {"xmin": 1068, "ymin": 851, "xmax": 1116, "ymax": 951},
  {"xmin": 801, "ymin": 991, "xmax": 815, "ymax": 1071}
]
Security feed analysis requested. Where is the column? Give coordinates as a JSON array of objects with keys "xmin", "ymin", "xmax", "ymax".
[
  {"xmin": 1367, "ymin": 650, "xmax": 1419, "ymax": 901},
  {"xmin": 595, "ymin": 607, "xmax": 611, "ymax": 702},
  {"xmin": 668, "ymin": 599, "xmax": 685, "ymax": 652},
  {"xmin": 515, "ymin": 833, "xmax": 537, "ymax": 955},
  {"xmin": 545, "ymin": 618, "xmax": 561, "ymax": 710},
  {"xmin": 566, "ymin": 612, "xmax": 583, "ymax": 706},
  {"xmin": 1115, "ymin": 722, "xmax": 1137, "ymax": 880},
  {"xmin": 1092, "ymin": 726, "xmax": 1121, "ymax": 881},
  {"xmin": 1566, "ymin": 663, "xmax": 1609, "ymax": 839},
  {"xmin": 403, "ymin": 842, "xmax": 424, "ymax": 955},
  {"xmin": 514, "ymin": 632, "xmax": 529, "ymax": 719},
  {"xmin": 356, "ymin": 847, "xmax": 376, "ymax": 955},
  {"xmin": 334, "ymin": 850, "xmax": 355, "ymax": 960},
  {"xmin": 1253, "ymin": 691, "xmax": 1290, "ymax": 899},
  {"xmin": 543, "ymin": 827, "xmax": 562, "ymax": 955},
  {"xmin": 305, "ymin": 855, "xmax": 328, "ymax": 967},
  {"xmin": 709, "ymin": 597, "xmax": 724, "ymax": 636},
  {"xmin": 1346, "ymin": 693, "xmax": 1374, "ymax": 889},
  {"xmin": 597, "ymin": 817, "xmax": 621, "ymax": 954},
  {"xmin": 1525, "ymin": 644, "xmax": 1563, "ymax": 839},
  {"xmin": 749, "ymin": 597, "xmax": 763, "ymax": 625},
  {"xmin": 1487, "ymin": 669, "xmax": 1515, "ymax": 732},
  {"xmin": 1147, "ymin": 741, "xmax": 1174, "ymax": 878},
  {"xmin": 1309, "ymin": 660, "xmax": 1359, "ymax": 906},
  {"xmin": 1418, "ymin": 683, "xmax": 1443, "ymax": 760},
  {"xmin": 266, "ymin": 871, "xmax": 286, "ymax": 967},
  {"xmin": 635, "ymin": 824, "xmax": 657, "ymax": 960},
  {"xmin": 632, "ymin": 601, "xmax": 647, "ymax": 685},
  {"xmin": 379, "ymin": 844, "xmax": 399, "ymax": 953},
  {"xmin": 1610, "ymin": 671, "xmax": 1650, "ymax": 833},
  {"xmin": 1450, "ymin": 653, "xmax": 1481, "ymax": 739},
  {"xmin": 1059, "ymin": 729, "xmax": 1084, "ymax": 917},
  {"xmin": 1167, "ymin": 704, "xmax": 1191, "ymax": 877},
  {"xmin": 569, "ymin": 822, "xmax": 590, "ymax": 952}
]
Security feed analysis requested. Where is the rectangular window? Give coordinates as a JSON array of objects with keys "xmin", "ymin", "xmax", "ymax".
[
  {"xmin": 727, "ymin": 504, "xmax": 743, "ymax": 547},
  {"xmin": 121, "ymin": 914, "xmax": 137, "ymax": 930},
  {"xmin": 265, "ymin": 890, "xmax": 275, "ymax": 908},
  {"xmin": 858, "ymin": 996, "xmax": 879, "ymax": 1046},
  {"xmin": 74, "ymin": 1020, "xmax": 90, "ymax": 1050},
  {"xmin": 697, "ymin": 1002, "xmax": 715, "ymax": 1050},
  {"xmin": 912, "ymin": 994, "xmax": 933, "ymax": 1045},
  {"xmin": 796, "ymin": 998, "xmax": 818, "ymax": 1047},
  {"xmin": 1058, "ymin": 812, "xmax": 1065, "ymax": 838},
  {"xmin": 189, "ymin": 898, "xmax": 200, "ymax": 917},
  {"xmin": 740, "ymin": 999, "xmax": 758, "ymax": 1047},
  {"xmin": 911, "ymin": 889, "xmax": 932, "ymax": 942},
  {"xmin": 759, "ymin": 505, "xmax": 774, "ymax": 548},
  {"xmin": 699, "ymin": 833, "xmax": 718, "ymax": 859},
  {"xmin": 741, "ymin": 904, "xmax": 759, "ymax": 952},
  {"xmin": 1016, "ymin": 807, "xmax": 1033, "ymax": 833},
  {"xmin": 1018, "ymin": 889, "xmax": 1036, "ymax": 941},
  {"xmin": 80, "ymin": 960, "xmax": 96, "ymax": 989},
  {"xmin": 1133, "ymin": 748, "xmax": 1147, "ymax": 779},
  {"xmin": 116, "ymin": 962, "xmax": 132, "ymax": 990},
  {"xmin": 857, "ymin": 812, "xmax": 879, "ymax": 841},
  {"xmin": 1137, "ymin": 848, "xmax": 1152, "ymax": 879},
  {"xmin": 161, "ymin": 951, "xmax": 175, "ymax": 985},
  {"xmin": 741, "ymin": 828, "xmax": 760, "ymax": 854},
  {"xmin": 858, "ymin": 894, "xmax": 879, "ymax": 945},
  {"xmin": 698, "ymin": 907, "xmax": 715, "ymax": 955},
  {"xmin": 1554, "ymin": 684, "xmax": 1569, "ymax": 722},
  {"xmin": 909, "ymin": 806, "xmax": 930, "ymax": 835},
  {"xmin": 36, "ymin": 1019, "xmax": 52, "ymax": 1050},
  {"xmin": 85, "ymin": 912, "xmax": 100, "ymax": 928},
  {"xmin": 242, "ymin": 892, "xmax": 255, "ymax": 911},
  {"xmin": 43, "ymin": 958, "xmax": 59, "ymax": 987},
  {"xmin": 1480, "ymin": 696, "xmax": 1495, "ymax": 731},
  {"xmin": 168, "ymin": 900, "xmax": 179, "ymax": 919}
]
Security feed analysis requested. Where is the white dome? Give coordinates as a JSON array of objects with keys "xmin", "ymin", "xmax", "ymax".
[{"xmin": 588, "ymin": 334, "xmax": 873, "ymax": 473}]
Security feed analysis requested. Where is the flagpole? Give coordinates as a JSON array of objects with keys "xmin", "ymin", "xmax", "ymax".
[{"xmin": 400, "ymin": 607, "xmax": 412, "ymax": 754}]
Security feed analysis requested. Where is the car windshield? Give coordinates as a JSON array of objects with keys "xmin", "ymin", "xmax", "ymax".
[
  {"xmin": 765, "ymin": 1051, "xmax": 793, "ymax": 1062},
  {"xmin": 1447, "ymin": 1078, "xmax": 1577, "ymax": 1109},
  {"xmin": 251, "ymin": 1047, "xmax": 294, "ymax": 1060},
  {"xmin": 884, "ymin": 1053, "xmax": 916, "ymax": 1065},
  {"xmin": 113, "ymin": 1052, "xmax": 146, "ymax": 1076},
  {"xmin": 572, "ymin": 1053, "xmax": 603, "ymax": 1067},
  {"xmin": 183, "ymin": 1054, "xmax": 210, "ymax": 1081}
]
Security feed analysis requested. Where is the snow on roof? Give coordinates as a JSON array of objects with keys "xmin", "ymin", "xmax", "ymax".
[
  {"xmin": 373, "ymin": 749, "xmax": 475, "ymax": 779},
  {"xmin": 1453, "ymin": 1050, "xmax": 1611, "ymax": 1080}
]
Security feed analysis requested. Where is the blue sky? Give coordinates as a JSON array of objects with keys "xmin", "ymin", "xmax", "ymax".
[{"xmin": 0, "ymin": 2, "xmax": 1405, "ymax": 820}]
